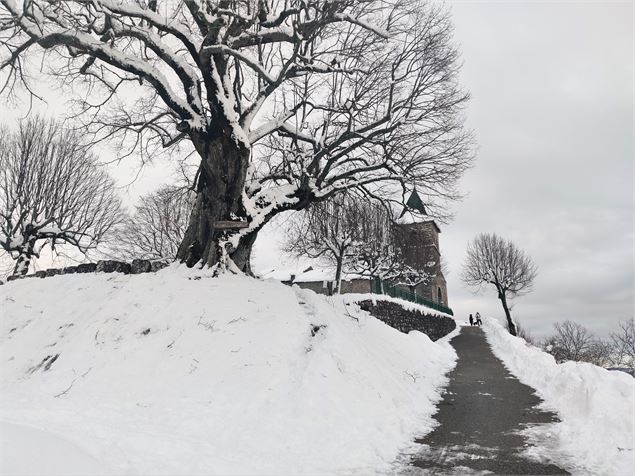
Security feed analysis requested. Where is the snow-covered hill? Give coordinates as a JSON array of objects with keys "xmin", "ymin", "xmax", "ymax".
[{"xmin": 0, "ymin": 266, "xmax": 457, "ymax": 475}]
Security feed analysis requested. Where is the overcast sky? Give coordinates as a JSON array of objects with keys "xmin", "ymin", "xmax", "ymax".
[
  {"xmin": 2, "ymin": 1, "xmax": 632, "ymax": 338},
  {"xmin": 256, "ymin": 0, "xmax": 634, "ymax": 338}
]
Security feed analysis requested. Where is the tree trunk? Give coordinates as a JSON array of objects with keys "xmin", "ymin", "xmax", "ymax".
[
  {"xmin": 498, "ymin": 290, "xmax": 517, "ymax": 336},
  {"xmin": 176, "ymin": 133, "xmax": 255, "ymax": 273},
  {"xmin": 334, "ymin": 255, "xmax": 343, "ymax": 294},
  {"xmin": 12, "ymin": 237, "xmax": 36, "ymax": 277}
]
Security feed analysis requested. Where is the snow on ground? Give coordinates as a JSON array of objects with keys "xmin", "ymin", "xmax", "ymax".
[
  {"xmin": 0, "ymin": 266, "xmax": 457, "ymax": 475},
  {"xmin": 483, "ymin": 317, "xmax": 635, "ymax": 475}
]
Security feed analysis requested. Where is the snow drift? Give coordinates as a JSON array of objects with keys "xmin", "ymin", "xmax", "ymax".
[
  {"xmin": 0, "ymin": 266, "xmax": 457, "ymax": 475},
  {"xmin": 483, "ymin": 317, "xmax": 635, "ymax": 475}
]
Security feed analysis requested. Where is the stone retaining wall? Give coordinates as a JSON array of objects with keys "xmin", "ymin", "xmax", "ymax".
[
  {"xmin": 356, "ymin": 299, "xmax": 456, "ymax": 341},
  {"xmin": 2, "ymin": 259, "xmax": 170, "ymax": 284}
]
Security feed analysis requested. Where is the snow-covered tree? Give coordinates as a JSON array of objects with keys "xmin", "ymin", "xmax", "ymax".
[
  {"xmin": 462, "ymin": 233, "xmax": 537, "ymax": 336},
  {"xmin": 0, "ymin": 117, "xmax": 122, "ymax": 276},
  {"xmin": 111, "ymin": 185, "xmax": 195, "ymax": 261},
  {"xmin": 0, "ymin": 0, "xmax": 472, "ymax": 273}
]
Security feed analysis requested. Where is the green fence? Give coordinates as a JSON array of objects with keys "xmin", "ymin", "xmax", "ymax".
[{"xmin": 371, "ymin": 277, "xmax": 454, "ymax": 316}]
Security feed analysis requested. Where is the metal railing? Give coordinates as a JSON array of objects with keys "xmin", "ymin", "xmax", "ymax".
[{"xmin": 371, "ymin": 277, "xmax": 454, "ymax": 316}]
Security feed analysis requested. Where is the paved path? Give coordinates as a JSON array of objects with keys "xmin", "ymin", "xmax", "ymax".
[{"xmin": 408, "ymin": 326, "xmax": 568, "ymax": 475}]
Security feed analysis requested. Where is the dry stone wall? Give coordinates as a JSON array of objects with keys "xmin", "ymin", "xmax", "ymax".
[
  {"xmin": 2, "ymin": 259, "xmax": 169, "ymax": 284},
  {"xmin": 356, "ymin": 299, "xmax": 456, "ymax": 341}
]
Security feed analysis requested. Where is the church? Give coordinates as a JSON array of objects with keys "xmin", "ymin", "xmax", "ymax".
[{"xmin": 270, "ymin": 191, "xmax": 450, "ymax": 313}]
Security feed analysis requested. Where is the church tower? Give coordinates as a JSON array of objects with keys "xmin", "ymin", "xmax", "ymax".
[
  {"xmin": 393, "ymin": 189, "xmax": 449, "ymax": 307},
  {"xmin": 394, "ymin": 220, "xmax": 449, "ymax": 307}
]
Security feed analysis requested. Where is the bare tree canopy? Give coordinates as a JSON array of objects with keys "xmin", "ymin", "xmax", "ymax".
[
  {"xmin": 462, "ymin": 233, "xmax": 537, "ymax": 335},
  {"xmin": 545, "ymin": 320, "xmax": 594, "ymax": 363},
  {"xmin": 0, "ymin": 0, "xmax": 473, "ymax": 273},
  {"xmin": 111, "ymin": 185, "xmax": 195, "ymax": 261},
  {"xmin": 285, "ymin": 194, "xmax": 429, "ymax": 293},
  {"xmin": 542, "ymin": 320, "xmax": 624, "ymax": 369},
  {"xmin": 0, "ymin": 116, "xmax": 122, "ymax": 276},
  {"xmin": 284, "ymin": 193, "xmax": 358, "ymax": 293},
  {"xmin": 610, "ymin": 319, "xmax": 635, "ymax": 371}
]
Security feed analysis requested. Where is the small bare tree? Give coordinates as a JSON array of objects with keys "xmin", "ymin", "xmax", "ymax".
[
  {"xmin": 543, "ymin": 321, "xmax": 592, "ymax": 363},
  {"xmin": 610, "ymin": 319, "xmax": 635, "ymax": 371},
  {"xmin": 462, "ymin": 233, "xmax": 537, "ymax": 336},
  {"xmin": 284, "ymin": 194, "xmax": 358, "ymax": 294},
  {"xmin": 585, "ymin": 338, "xmax": 614, "ymax": 368},
  {"xmin": 285, "ymin": 196, "xmax": 429, "ymax": 293},
  {"xmin": 0, "ymin": 117, "xmax": 122, "ymax": 276},
  {"xmin": 112, "ymin": 185, "xmax": 195, "ymax": 261}
]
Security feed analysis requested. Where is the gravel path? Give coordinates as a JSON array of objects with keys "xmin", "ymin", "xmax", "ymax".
[{"xmin": 408, "ymin": 326, "xmax": 568, "ymax": 475}]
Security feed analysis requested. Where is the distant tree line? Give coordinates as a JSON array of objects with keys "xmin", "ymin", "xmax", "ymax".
[{"xmin": 517, "ymin": 318, "xmax": 634, "ymax": 373}]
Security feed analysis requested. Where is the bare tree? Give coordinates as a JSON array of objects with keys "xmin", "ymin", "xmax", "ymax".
[
  {"xmin": 0, "ymin": 117, "xmax": 122, "ymax": 276},
  {"xmin": 0, "ymin": 0, "xmax": 472, "ymax": 274},
  {"xmin": 284, "ymin": 194, "xmax": 358, "ymax": 294},
  {"xmin": 285, "ymin": 195, "xmax": 429, "ymax": 293},
  {"xmin": 610, "ymin": 319, "xmax": 635, "ymax": 371},
  {"xmin": 345, "ymin": 200, "xmax": 429, "ymax": 287},
  {"xmin": 462, "ymin": 233, "xmax": 537, "ymax": 336},
  {"xmin": 584, "ymin": 338, "xmax": 614, "ymax": 368},
  {"xmin": 111, "ymin": 185, "xmax": 195, "ymax": 261}
]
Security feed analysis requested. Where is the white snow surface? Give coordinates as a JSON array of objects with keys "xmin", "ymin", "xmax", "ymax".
[
  {"xmin": 0, "ymin": 266, "xmax": 457, "ymax": 475},
  {"xmin": 483, "ymin": 317, "xmax": 635, "ymax": 475}
]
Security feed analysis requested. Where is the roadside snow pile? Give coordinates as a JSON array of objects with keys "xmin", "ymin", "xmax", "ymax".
[
  {"xmin": 483, "ymin": 317, "xmax": 635, "ymax": 475},
  {"xmin": 0, "ymin": 266, "xmax": 457, "ymax": 475}
]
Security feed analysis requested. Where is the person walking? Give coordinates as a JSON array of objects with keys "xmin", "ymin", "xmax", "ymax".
[
  {"xmin": 469, "ymin": 314, "xmax": 474, "ymax": 326},
  {"xmin": 475, "ymin": 312, "xmax": 482, "ymax": 326}
]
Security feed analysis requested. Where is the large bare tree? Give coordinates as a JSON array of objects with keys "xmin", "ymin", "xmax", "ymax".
[
  {"xmin": 0, "ymin": 117, "xmax": 122, "ymax": 276},
  {"xmin": 462, "ymin": 233, "xmax": 537, "ymax": 336},
  {"xmin": 0, "ymin": 0, "xmax": 472, "ymax": 273},
  {"xmin": 111, "ymin": 185, "xmax": 195, "ymax": 261}
]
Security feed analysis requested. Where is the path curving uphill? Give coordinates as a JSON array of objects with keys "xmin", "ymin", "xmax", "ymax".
[{"xmin": 408, "ymin": 326, "xmax": 568, "ymax": 475}]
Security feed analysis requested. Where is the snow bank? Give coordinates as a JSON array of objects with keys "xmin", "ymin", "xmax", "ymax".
[
  {"xmin": 483, "ymin": 317, "xmax": 635, "ymax": 475},
  {"xmin": 0, "ymin": 422, "xmax": 116, "ymax": 476},
  {"xmin": 0, "ymin": 266, "xmax": 457, "ymax": 475}
]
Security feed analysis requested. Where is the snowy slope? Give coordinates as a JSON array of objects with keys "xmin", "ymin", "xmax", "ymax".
[
  {"xmin": 0, "ymin": 266, "xmax": 457, "ymax": 475},
  {"xmin": 483, "ymin": 317, "xmax": 635, "ymax": 475}
]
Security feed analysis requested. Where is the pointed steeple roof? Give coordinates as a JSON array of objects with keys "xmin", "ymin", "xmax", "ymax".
[{"xmin": 399, "ymin": 189, "xmax": 427, "ymax": 218}]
